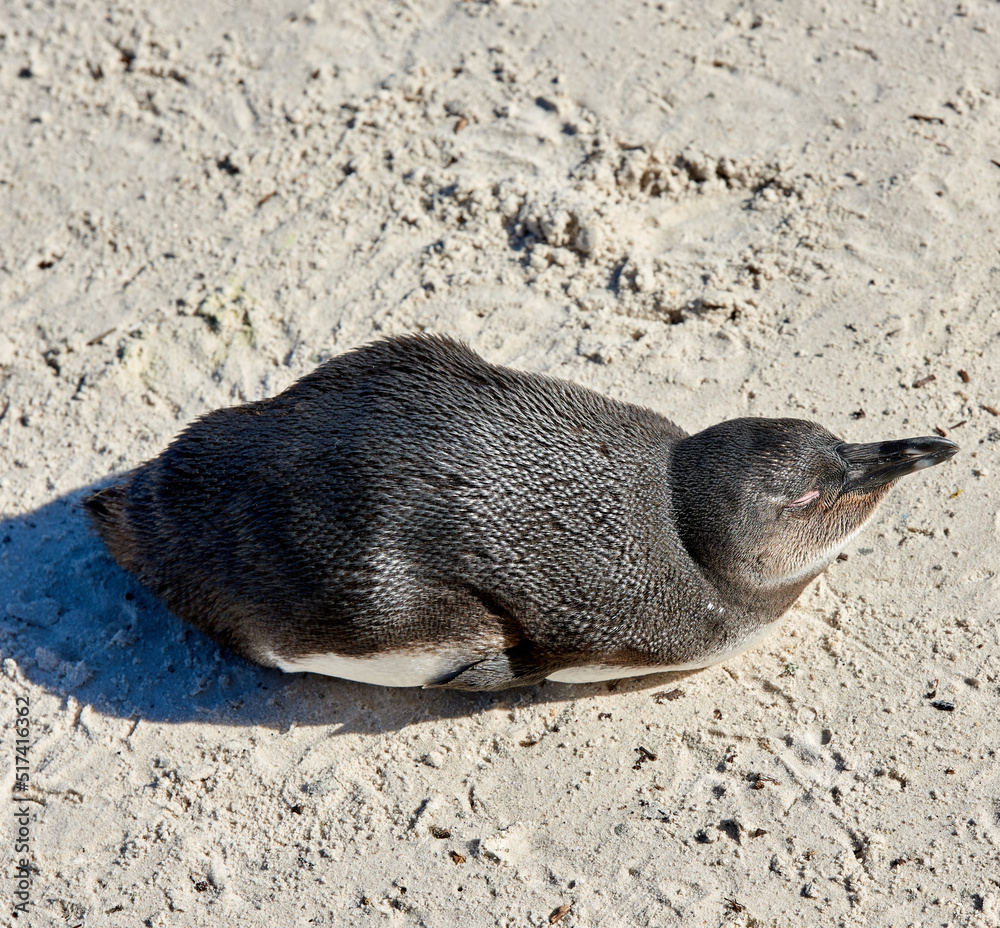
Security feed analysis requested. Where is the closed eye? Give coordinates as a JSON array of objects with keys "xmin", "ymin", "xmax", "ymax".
[{"xmin": 787, "ymin": 488, "xmax": 820, "ymax": 508}]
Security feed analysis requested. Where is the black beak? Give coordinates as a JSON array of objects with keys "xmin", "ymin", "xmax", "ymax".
[{"xmin": 836, "ymin": 436, "xmax": 959, "ymax": 493}]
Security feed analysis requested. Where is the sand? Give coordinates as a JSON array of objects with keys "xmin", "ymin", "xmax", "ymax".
[{"xmin": 1, "ymin": 0, "xmax": 999, "ymax": 925}]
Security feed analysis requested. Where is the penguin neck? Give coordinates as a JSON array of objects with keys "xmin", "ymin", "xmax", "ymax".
[
  {"xmin": 709, "ymin": 569, "xmax": 818, "ymax": 624},
  {"xmin": 721, "ymin": 526, "xmax": 863, "ymax": 616}
]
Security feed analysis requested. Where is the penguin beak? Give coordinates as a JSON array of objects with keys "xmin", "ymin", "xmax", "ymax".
[{"xmin": 836, "ymin": 436, "xmax": 959, "ymax": 493}]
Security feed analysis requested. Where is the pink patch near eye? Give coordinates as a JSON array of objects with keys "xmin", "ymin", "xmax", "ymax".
[{"xmin": 789, "ymin": 488, "xmax": 820, "ymax": 508}]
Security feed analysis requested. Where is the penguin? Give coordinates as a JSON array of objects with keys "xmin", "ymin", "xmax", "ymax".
[{"xmin": 85, "ymin": 334, "xmax": 958, "ymax": 690}]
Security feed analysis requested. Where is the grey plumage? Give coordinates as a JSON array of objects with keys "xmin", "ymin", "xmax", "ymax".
[{"xmin": 85, "ymin": 334, "xmax": 958, "ymax": 689}]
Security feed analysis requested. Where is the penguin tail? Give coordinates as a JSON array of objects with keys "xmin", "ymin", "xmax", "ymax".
[{"xmin": 83, "ymin": 482, "xmax": 141, "ymax": 573}]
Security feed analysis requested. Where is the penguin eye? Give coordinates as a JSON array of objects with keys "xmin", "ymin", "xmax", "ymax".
[{"xmin": 787, "ymin": 488, "xmax": 820, "ymax": 509}]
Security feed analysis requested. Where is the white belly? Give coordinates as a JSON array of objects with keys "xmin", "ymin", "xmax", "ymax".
[
  {"xmin": 264, "ymin": 618, "xmax": 779, "ymax": 688},
  {"xmin": 264, "ymin": 648, "xmax": 471, "ymax": 687}
]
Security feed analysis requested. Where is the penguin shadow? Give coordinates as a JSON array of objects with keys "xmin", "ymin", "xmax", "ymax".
[{"xmin": 1, "ymin": 481, "xmax": 700, "ymax": 736}]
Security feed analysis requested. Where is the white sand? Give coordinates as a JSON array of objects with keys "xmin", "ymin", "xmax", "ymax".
[{"xmin": 2, "ymin": 1, "xmax": 999, "ymax": 925}]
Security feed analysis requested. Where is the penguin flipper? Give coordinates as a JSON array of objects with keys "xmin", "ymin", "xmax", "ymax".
[{"xmin": 425, "ymin": 645, "xmax": 553, "ymax": 691}]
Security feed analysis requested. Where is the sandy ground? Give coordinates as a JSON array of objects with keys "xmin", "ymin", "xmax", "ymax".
[{"xmin": 2, "ymin": 0, "xmax": 999, "ymax": 925}]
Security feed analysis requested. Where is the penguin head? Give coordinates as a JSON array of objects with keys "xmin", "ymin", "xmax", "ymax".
[{"xmin": 670, "ymin": 418, "xmax": 958, "ymax": 596}]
